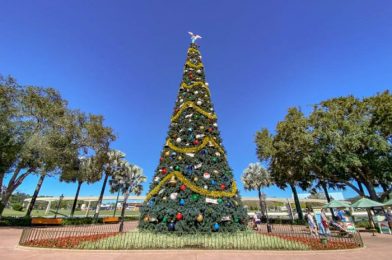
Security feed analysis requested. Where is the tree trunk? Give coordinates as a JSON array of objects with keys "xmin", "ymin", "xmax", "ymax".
[
  {"xmin": 0, "ymin": 168, "xmax": 33, "ymax": 218},
  {"xmin": 70, "ymin": 181, "xmax": 83, "ymax": 218},
  {"xmin": 380, "ymin": 183, "xmax": 391, "ymax": 200},
  {"xmin": 362, "ymin": 180, "xmax": 379, "ymax": 201},
  {"xmin": 113, "ymin": 190, "xmax": 120, "ymax": 217},
  {"xmin": 119, "ymin": 190, "xmax": 129, "ymax": 232},
  {"xmin": 289, "ymin": 183, "xmax": 303, "ymax": 221},
  {"xmin": 94, "ymin": 173, "xmax": 109, "ymax": 220},
  {"xmin": 25, "ymin": 173, "xmax": 46, "ymax": 217},
  {"xmin": 356, "ymin": 179, "xmax": 364, "ymax": 195},
  {"xmin": 0, "ymin": 191, "xmax": 13, "ymax": 217},
  {"xmin": 257, "ymin": 187, "xmax": 265, "ymax": 217},
  {"xmin": 320, "ymin": 181, "xmax": 335, "ymax": 219}
]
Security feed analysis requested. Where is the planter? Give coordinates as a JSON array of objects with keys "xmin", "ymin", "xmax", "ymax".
[{"xmin": 31, "ymin": 218, "xmax": 63, "ymax": 225}]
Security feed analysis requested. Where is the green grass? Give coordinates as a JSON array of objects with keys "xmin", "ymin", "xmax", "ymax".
[
  {"xmin": 78, "ymin": 230, "xmax": 309, "ymax": 250},
  {"xmin": 2, "ymin": 208, "xmax": 140, "ymax": 218}
]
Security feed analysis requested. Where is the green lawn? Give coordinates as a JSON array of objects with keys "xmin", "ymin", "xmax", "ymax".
[
  {"xmin": 2, "ymin": 208, "xmax": 140, "ymax": 218},
  {"xmin": 78, "ymin": 230, "xmax": 309, "ymax": 250}
]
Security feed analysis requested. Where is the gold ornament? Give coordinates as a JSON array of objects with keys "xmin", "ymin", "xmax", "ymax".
[
  {"xmin": 178, "ymin": 156, "xmax": 183, "ymax": 160},
  {"xmin": 196, "ymin": 214, "xmax": 204, "ymax": 222},
  {"xmin": 143, "ymin": 215, "xmax": 150, "ymax": 222},
  {"xmin": 194, "ymin": 177, "xmax": 198, "ymax": 181},
  {"xmin": 164, "ymin": 151, "xmax": 170, "ymax": 156},
  {"xmin": 169, "ymin": 176, "xmax": 177, "ymax": 186}
]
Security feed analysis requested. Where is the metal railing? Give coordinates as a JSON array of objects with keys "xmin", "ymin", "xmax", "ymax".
[{"xmin": 19, "ymin": 222, "xmax": 363, "ymax": 250}]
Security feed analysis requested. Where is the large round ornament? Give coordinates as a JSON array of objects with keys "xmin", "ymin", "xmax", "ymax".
[
  {"xmin": 161, "ymin": 168, "xmax": 167, "ymax": 174},
  {"xmin": 196, "ymin": 214, "xmax": 204, "ymax": 222},
  {"xmin": 162, "ymin": 216, "xmax": 168, "ymax": 223},
  {"xmin": 164, "ymin": 151, "xmax": 170, "ymax": 156},
  {"xmin": 143, "ymin": 215, "xmax": 150, "ymax": 222},
  {"xmin": 176, "ymin": 137, "xmax": 182, "ymax": 143},
  {"xmin": 170, "ymin": 193, "xmax": 178, "ymax": 200},
  {"xmin": 217, "ymin": 198, "xmax": 223, "ymax": 204},
  {"xmin": 203, "ymin": 172, "xmax": 211, "ymax": 179},
  {"xmin": 168, "ymin": 222, "xmax": 175, "ymax": 231},
  {"xmin": 180, "ymin": 184, "xmax": 186, "ymax": 191},
  {"xmin": 213, "ymin": 223, "xmax": 220, "ymax": 231},
  {"xmin": 191, "ymin": 194, "xmax": 199, "ymax": 201},
  {"xmin": 174, "ymin": 165, "xmax": 180, "ymax": 171},
  {"xmin": 193, "ymin": 139, "xmax": 199, "ymax": 145},
  {"xmin": 176, "ymin": 212, "xmax": 183, "ymax": 220},
  {"xmin": 154, "ymin": 176, "xmax": 160, "ymax": 182},
  {"xmin": 220, "ymin": 184, "xmax": 226, "ymax": 190},
  {"xmin": 179, "ymin": 199, "xmax": 185, "ymax": 206}
]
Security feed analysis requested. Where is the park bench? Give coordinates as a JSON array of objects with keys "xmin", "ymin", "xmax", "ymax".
[
  {"xmin": 102, "ymin": 216, "xmax": 119, "ymax": 224},
  {"xmin": 31, "ymin": 218, "xmax": 63, "ymax": 225}
]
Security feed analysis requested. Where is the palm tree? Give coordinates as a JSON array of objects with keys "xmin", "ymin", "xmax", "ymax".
[
  {"xmin": 242, "ymin": 163, "xmax": 272, "ymax": 218},
  {"xmin": 109, "ymin": 163, "xmax": 146, "ymax": 232},
  {"xmin": 94, "ymin": 150, "xmax": 127, "ymax": 219}
]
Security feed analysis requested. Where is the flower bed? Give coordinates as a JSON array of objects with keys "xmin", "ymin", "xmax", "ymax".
[
  {"xmin": 268, "ymin": 234, "xmax": 360, "ymax": 250},
  {"xmin": 23, "ymin": 233, "xmax": 117, "ymax": 248}
]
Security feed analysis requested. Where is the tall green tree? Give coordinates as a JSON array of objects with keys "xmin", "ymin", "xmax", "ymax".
[
  {"xmin": 256, "ymin": 108, "xmax": 313, "ymax": 220},
  {"xmin": 241, "ymin": 163, "xmax": 271, "ymax": 218},
  {"xmin": 310, "ymin": 96, "xmax": 391, "ymax": 201}
]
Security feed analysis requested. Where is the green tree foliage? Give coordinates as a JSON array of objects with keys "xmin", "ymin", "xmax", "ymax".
[
  {"xmin": 139, "ymin": 44, "xmax": 248, "ymax": 233},
  {"xmin": 0, "ymin": 75, "xmax": 115, "ymax": 217},
  {"xmin": 242, "ymin": 163, "xmax": 271, "ymax": 217},
  {"xmin": 256, "ymin": 92, "xmax": 392, "ymax": 207}
]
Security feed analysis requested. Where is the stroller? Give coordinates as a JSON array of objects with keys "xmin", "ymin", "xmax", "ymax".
[{"xmin": 329, "ymin": 220, "xmax": 353, "ymax": 238}]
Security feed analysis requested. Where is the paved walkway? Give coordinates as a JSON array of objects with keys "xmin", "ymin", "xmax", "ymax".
[{"xmin": 0, "ymin": 226, "xmax": 391, "ymax": 260}]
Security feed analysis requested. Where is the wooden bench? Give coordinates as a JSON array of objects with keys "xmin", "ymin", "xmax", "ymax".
[
  {"xmin": 103, "ymin": 217, "xmax": 119, "ymax": 224},
  {"xmin": 31, "ymin": 218, "xmax": 63, "ymax": 225}
]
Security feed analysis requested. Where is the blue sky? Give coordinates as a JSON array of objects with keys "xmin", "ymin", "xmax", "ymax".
[{"xmin": 1, "ymin": 0, "xmax": 391, "ymax": 199}]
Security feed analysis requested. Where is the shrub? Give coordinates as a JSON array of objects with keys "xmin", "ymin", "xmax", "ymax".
[
  {"xmin": 0, "ymin": 217, "xmax": 32, "ymax": 226},
  {"xmin": 12, "ymin": 203, "xmax": 24, "ymax": 212}
]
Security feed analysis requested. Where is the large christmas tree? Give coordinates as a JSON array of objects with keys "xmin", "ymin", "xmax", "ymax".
[{"xmin": 139, "ymin": 36, "xmax": 248, "ymax": 233}]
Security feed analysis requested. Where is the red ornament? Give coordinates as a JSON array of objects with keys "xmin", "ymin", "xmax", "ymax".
[
  {"xmin": 180, "ymin": 184, "xmax": 186, "ymax": 191},
  {"xmin": 161, "ymin": 168, "xmax": 167, "ymax": 174},
  {"xmin": 220, "ymin": 184, "xmax": 225, "ymax": 190},
  {"xmin": 176, "ymin": 212, "xmax": 183, "ymax": 220},
  {"xmin": 208, "ymin": 127, "xmax": 214, "ymax": 132},
  {"xmin": 193, "ymin": 140, "xmax": 199, "ymax": 145},
  {"xmin": 160, "ymin": 157, "xmax": 164, "ymax": 162}
]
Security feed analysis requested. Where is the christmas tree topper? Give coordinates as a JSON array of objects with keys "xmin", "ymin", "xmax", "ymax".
[{"xmin": 188, "ymin": 32, "xmax": 202, "ymax": 43}]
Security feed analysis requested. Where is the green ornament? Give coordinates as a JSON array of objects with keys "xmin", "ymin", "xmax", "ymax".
[
  {"xmin": 162, "ymin": 216, "xmax": 168, "ymax": 223},
  {"xmin": 212, "ymin": 157, "xmax": 218, "ymax": 162},
  {"xmin": 234, "ymin": 217, "xmax": 239, "ymax": 223},
  {"xmin": 191, "ymin": 194, "xmax": 199, "ymax": 201},
  {"xmin": 217, "ymin": 198, "xmax": 223, "ymax": 204},
  {"xmin": 194, "ymin": 114, "xmax": 200, "ymax": 120},
  {"xmin": 174, "ymin": 165, "xmax": 180, "ymax": 171}
]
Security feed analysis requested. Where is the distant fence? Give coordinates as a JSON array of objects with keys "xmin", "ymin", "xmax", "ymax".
[{"xmin": 19, "ymin": 222, "xmax": 363, "ymax": 250}]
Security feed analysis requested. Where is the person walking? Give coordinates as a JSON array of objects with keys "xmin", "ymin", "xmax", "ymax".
[
  {"xmin": 320, "ymin": 208, "xmax": 331, "ymax": 235},
  {"xmin": 305, "ymin": 209, "xmax": 318, "ymax": 237},
  {"xmin": 385, "ymin": 207, "xmax": 392, "ymax": 230}
]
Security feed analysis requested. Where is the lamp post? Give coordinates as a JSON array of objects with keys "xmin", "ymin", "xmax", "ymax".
[{"xmin": 54, "ymin": 194, "xmax": 64, "ymax": 219}]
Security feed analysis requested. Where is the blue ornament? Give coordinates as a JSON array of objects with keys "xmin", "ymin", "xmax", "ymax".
[
  {"xmin": 185, "ymin": 165, "xmax": 194, "ymax": 174},
  {"xmin": 210, "ymin": 180, "xmax": 216, "ymax": 185},
  {"xmin": 179, "ymin": 199, "xmax": 185, "ymax": 206},
  {"xmin": 187, "ymin": 127, "xmax": 193, "ymax": 132},
  {"xmin": 168, "ymin": 222, "xmax": 176, "ymax": 231},
  {"xmin": 200, "ymin": 149, "xmax": 208, "ymax": 155},
  {"xmin": 148, "ymin": 198, "xmax": 155, "ymax": 207},
  {"xmin": 213, "ymin": 223, "xmax": 220, "ymax": 231}
]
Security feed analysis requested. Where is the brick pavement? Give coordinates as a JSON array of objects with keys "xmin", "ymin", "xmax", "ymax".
[{"xmin": 0, "ymin": 225, "xmax": 391, "ymax": 260}]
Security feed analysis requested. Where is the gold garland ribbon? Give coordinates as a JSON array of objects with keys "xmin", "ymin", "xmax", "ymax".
[
  {"xmin": 188, "ymin": 47, "xmax": 200, "ymax": 54},
  {"xmin": 145, "ymin": 171, "xmax": 237, "ymax": 201},
  {"xmin": 166, "ymin": 136, "xmax": 224, "ymax": 154},
  {"xmin": 186, "ymin": 61, "xmax": 203, "ymax": 69},
  {"xmin": 171, "ymin": 101, "xmax": 217, "ymax": 122},
  {"xmin": 180, "ymin": 82, "xmax": 210, "ymax": 95}
]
